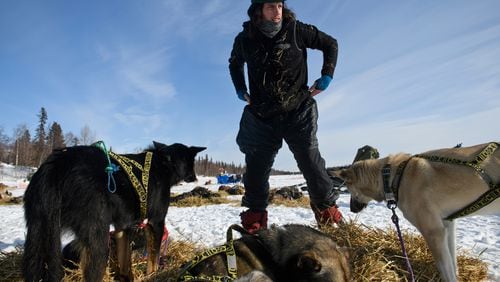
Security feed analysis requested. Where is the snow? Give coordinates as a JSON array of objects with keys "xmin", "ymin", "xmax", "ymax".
[
  {"xmin": 1, "ymin": 169, "xmax": 499, "ymax": 281},
  {"xmin": 0, "ymin": 162, "xmax": 34, "ymax": 189}
]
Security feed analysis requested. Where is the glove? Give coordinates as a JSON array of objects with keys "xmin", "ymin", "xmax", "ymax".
[
  {"xmin": 313, "ymin": 75, "xmax": 332, "ymax": 91},
  {"xmin": 236, "ymin": 90, "xmax": 249, "ymax": 102}
]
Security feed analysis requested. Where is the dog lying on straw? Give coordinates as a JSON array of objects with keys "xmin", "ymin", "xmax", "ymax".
[{"xmin": 178, "ymin": 224, "xmax": 351, "ymax": 282}]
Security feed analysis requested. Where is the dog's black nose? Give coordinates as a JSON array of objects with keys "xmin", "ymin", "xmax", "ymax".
[{"xmin": 350, "ymin": 197, "xmax": 367, "ymax": 213}]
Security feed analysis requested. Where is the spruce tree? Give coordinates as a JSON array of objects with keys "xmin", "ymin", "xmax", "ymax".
[
  {"xmin": 47, "ymin": 122, "xmax": 65, "ymax": 151},
  {"xmin": 33, "ymin": 107, "xmax": 48, "ymax": 166}
]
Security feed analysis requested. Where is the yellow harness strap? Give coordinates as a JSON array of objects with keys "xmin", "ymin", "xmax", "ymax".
[
  {"xmin": 109, "ymin": 151, "xmax": 153, "ymax": 219},
  {"xmin": 415, "ymin": 142, "xmax": 499, "ymax": 220},
  {"xmin": 178, "ymin": 225, "xmax": 245, "ymax": 281},
  {"xmin": 446, "ymin": 186, "xmax": 500, "ymax": 219}
]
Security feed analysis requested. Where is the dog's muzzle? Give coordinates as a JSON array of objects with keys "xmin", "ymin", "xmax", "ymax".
[{"xmin": 350, "ymin": 197, "xmax": 367, "ymax": 213}]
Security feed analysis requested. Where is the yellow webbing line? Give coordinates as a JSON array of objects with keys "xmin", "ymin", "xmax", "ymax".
[
  {"xmin": 415, "ymin": 142, "xmax": 498, "ymax": 173},
  {"xmin": 446, "ymin": 186, "xmax": 500, "ymax": 219},
  {"xmin": 178, "ymin": 225, "xmax": 244, "ymax": 281},
  {"xmin": 415, "ymin": 142, "xmax": 499, "ymax": 220},
  {"xmin": 109, "ymin": 151, "xmax": 153, "ymax": 219}
]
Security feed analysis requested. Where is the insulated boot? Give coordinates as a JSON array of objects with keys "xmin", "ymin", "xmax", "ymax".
[
  {"xmin": 240, "ymin": 209, "xmax": 268, "ymax": 234},
  {"xmin": 311, "ymin": 203, "xmax": 344, "ymax": 227}
]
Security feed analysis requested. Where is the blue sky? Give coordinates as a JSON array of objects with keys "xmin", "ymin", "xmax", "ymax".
[{"xmin": 1, "ymin": 0, "xmax": 499, "ymax": 171}]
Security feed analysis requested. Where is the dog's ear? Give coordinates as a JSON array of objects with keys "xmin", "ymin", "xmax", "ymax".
[
  {"xmin": 296, "ymin": 251, "xmax": 322, "ymax": 273},
  {"xmin": 336, "ymin": 246, "xmax": 353, "ymax": 280},
  {"xmin": 152, "ymin": 141, "xmax": 167, "ymax": 150},
  {"xmin": 337, "ymin": 246, "xmax": 351, "ymax": 261},
  {"xmin": 153, "ymin": 141, "xmax": 173, "ymax": 162},
  {"xmin": 190, "ymin": 146, "xmax": 206, "ymax": 154}
]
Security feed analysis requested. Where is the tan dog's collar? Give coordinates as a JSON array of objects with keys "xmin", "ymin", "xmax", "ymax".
[{"xmin": 381, "ymin": 158, "xmax": 413, "ymax": 209}]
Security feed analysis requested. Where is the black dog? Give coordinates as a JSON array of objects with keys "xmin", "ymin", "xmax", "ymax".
[{"xmin": 22, "ymin": 141, "xmax": 205, "ymax": 281}]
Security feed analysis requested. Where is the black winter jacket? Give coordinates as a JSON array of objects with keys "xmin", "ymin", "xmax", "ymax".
[{"xmin": 229, "ymin": 18, "xmax": 338, "ymax": 118}]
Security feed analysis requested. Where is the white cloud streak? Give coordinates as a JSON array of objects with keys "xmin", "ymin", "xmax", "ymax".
[
  {"xmin": 297, "ymin": 21, "xmax": 500, "ymax": 169},
  {"xmin": 319, "ymin": 23, "xmax": 500, "ymax": 124}
]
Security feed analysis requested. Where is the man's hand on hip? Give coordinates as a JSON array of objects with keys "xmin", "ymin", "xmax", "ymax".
[
  {"xmin": 237, "ymin": 90, "xmax": 251, "ymax": 104},
  {"xmin": 309, "ymin": 75, "xmax": 332, "ymax": 97}
]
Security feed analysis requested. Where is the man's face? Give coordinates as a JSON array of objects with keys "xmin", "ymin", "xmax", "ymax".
[{"xmin": 262, "ymin": 2, "xmax": 283, "ymax": 23}]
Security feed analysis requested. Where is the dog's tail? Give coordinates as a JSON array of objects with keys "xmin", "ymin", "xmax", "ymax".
[{"xmin": 22, "ymin": 154, "xmax": 64, "ymax": 281}]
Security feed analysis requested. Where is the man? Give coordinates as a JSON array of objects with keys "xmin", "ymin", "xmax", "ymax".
[{"xmin": 229, "ymin": 0, "xmax": 342, "ymax": 233}]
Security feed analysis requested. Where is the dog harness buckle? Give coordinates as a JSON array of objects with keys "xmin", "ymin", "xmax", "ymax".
[
  {"xmin": 382, "ymin": 164, "xmax": 397, "ymax": 207},
  {"xmin": 387, "ymin": 199, "xmax": 397, "ymax": 210}
]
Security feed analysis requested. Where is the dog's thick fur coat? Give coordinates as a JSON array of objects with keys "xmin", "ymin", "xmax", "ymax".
[
  {"xmin": 182, "ymin": 224, "xmax": 351, "ymax": 282},
  {"xmin": 338, "ymin": 142, "xmax": 499, "ymax": 282},
  {"xmin": 22, "ymin": 141, "xmax": 205, "ymax": 282}
]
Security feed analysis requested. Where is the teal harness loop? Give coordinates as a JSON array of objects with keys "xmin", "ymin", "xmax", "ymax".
[{"xmin": 93, "ymin": 141, "xmax": 120, "ymax": 193}]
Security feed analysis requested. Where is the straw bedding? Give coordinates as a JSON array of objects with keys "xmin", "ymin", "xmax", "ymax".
[{"xmin": 1, "ymin": 220, "xmax": 488, "ymax": 281}]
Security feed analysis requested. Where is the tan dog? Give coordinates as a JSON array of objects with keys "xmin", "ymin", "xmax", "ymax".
[
  {"xmin": 178, "ymin": 224, "xmax": 351, "ymax": 282},
  {"xmin": 337, "ymin": 142, "xmax": 500, "ymax": 282}
]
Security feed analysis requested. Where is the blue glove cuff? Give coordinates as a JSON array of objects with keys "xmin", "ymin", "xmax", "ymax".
[
  {"xmin": 315, "ymin": 75, "xmax": 332, "ymax": 91},
  {"xmin": 236, "ymin": 90, "xmax": 248, "ymax": 102}
]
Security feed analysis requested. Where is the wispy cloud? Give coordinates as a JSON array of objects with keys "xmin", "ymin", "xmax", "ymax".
[
  {"xmin": 308, "ymin": 22, "xmax": 500, "ymax": 167},
  {"xmin": 156, "ymin": 0, "xmax": 244, "ymax": 40},
  {"xmin": 44, "ymin": 39, "xmax": 178, "ymax": 150},
  {"xmin": 120, "ymin": 65, "xmax": 176, "ymax": 101},
  {"xmin": 113, "ymin": 112, "xmax": 167, "ymax": 135},
  {"xmin": 319, "ymin": 23, "xmax": 500, "ymax": 124},
  {"xmin": 96, "ymin": 43, "xmax": 177, "ymax": 102}
]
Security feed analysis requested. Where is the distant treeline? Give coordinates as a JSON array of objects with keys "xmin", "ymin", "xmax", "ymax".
[
  {"xmin": 0, "ymin": 107, "xmax": 97, "ymax": 167},
  {"xmin": 0, "ymin": 107, "xmax": 295, "ymax": 175},
  {"xmin": 194, "ymin": 154, "xmax": 296, "ymax": 177}
]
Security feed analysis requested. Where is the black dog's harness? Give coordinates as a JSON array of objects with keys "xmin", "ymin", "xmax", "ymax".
[
  {"xmin": 177, "ymin": 225, "xmax": 248, "ymax": 281},
  {"xmin": 109, "ymin": 151, "xmax": 152, "ymax": 220},
  {"xmin": 382, "ymin": 142, "xmax": 500, "ymax": 220},
  {"xmin": 94, "ymin": 141, "xmax": 153, "ymax": 220}
]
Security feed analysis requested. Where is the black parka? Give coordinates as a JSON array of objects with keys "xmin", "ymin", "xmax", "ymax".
[{"xmin": 229, "ymin": 18, "xmax": 338, "ymax": 118}]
